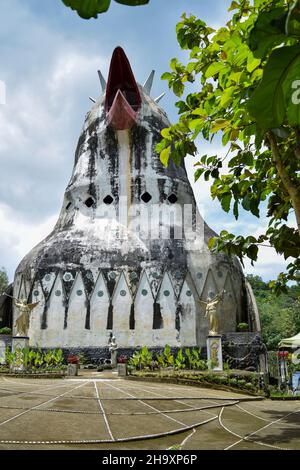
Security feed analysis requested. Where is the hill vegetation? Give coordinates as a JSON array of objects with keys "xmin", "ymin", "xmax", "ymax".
[{"xmin": 247, "ymin": 275, "xmax": 300, "ymax": 350}]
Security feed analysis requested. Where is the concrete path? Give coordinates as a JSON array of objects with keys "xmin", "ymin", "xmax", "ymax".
[{"xmin": 0, "ymin": 373, "xmax": 299, "ymax": 450}]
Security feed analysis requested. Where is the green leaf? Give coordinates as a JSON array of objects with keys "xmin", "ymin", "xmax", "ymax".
[
  {"xmin": 62, "ymin": 0, "xmax": 111, "ymax": 18},
  {"xmin": 242, "ymin": 193, "xmax": 251, "ymax": 211},
  {"xmin": 161, "ymin": 128, "xmax": 171, "ymax": 139},
  {"xmin": 161, "ymin": 72, "xmax": 172, "ymax": 81},
  {"xmin": 228, "ymin": 1, "xmax": 239, "ymax": 12},
  {"xmin": 194, "ymin": 168, "xmax": 203, "ymax": 182},
  {"xmin": 189, "ymin": 119, "xmax": 203, "ymax": 131},
  {"xmin": 160, "ymin": 146, "xmax": 171, "ymax": 167},
  {"xmin": 247, "ymin": 244, "xmax": 259, "ymax": 262},
  {"xmin": 248, "ymin": 7, "xmax": 288, "ymax": 58},
  {"xmin": 241, "ymin": 151, "xmax": 254, "ymax": 166},
  {"xmin": 173, "ymin": 81, "xmax": 184, "ymax": 97},
  {"xmin": 233, "ymin": 200, "xmax": 239, "ymax": 220},
  {"xmin": 211, "ymin": 119, "xmax": 230, "ymax": 133},
  {"xmin": 170, "ymin": 58, "xmax": 179, "ymax": 71},
  {"xmin": 219, "ymin": 86, "xmax": 235, "ymax": 108},
  {"xmin": 247, "ymin": 45, "xmax": 300, "ymax": 128},
  {"xmin": 208, "ymin": 237, "xmax": 217, "ymax": 250},
  {"xmin": 115, "ymin": 0, "xmax": 149, "ymax": 5},
  {"xmin": 250, "ymin": 197, "xmax": 260, "ymax": 218},
  {"xmin": 62, "ymin": 0, "xmax": 149, "ymax": 19},
  {"xmin": 221, "ymin": 194, "xmax": 232, "ymax": 213},
  {"xmin": 205, "ymin": 62, "xmax": 225, "ymax": 78},
  {"xmin": 246, "ymin": 54, "xmax": 261, "ymax": 73}
]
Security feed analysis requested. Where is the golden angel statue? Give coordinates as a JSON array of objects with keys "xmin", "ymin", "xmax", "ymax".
[
  {"xmin": 198, "ymin": 290, "xmax": 225, "ymax": 336},
  {"xmin": 13, "ymin": 298, "xmax": 39, "ymax": 337}
]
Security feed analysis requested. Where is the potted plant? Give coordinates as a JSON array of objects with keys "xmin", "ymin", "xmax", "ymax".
[
  {"xmin": 117, "ymin": 355, "xmax": 128, "ymax": 376},
  {"xmin": 67, "ymin": 354, "xmax": 80, "ymax": 376}
]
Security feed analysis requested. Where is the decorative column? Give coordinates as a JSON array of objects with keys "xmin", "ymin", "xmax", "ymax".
[
  {"xmin": 12, "ymin": 336, "xmax": 29, "ymax": 371},
  {"xmin": 207, "ymin": 335, "xmax": 223, "ymax": 372}
]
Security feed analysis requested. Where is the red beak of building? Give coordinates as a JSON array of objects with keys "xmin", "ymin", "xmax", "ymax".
[{"xmin": 105, "ymin": 47, "xmax": 141, "ymax": 130}]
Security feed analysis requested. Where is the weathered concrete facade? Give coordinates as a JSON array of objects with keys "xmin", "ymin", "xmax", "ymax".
[{"xmin": 13, "ymin": 48, "xmax": 259, "ymax": 351}]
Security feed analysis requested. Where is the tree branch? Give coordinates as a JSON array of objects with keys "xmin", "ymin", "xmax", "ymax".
[{"xmin": 267, "ymin": 131, "xmax": 300, "ymax": 236}]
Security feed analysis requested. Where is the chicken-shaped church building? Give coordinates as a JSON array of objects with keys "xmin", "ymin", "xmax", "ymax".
[{"xmin": 13, "ymin": 48, "xmax": 260, "ymax": 358}]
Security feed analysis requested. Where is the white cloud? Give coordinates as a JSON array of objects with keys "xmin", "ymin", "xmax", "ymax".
[
  {"xmin": 0, "ymin": 203, "xmax": 57, "ymax": 280},
  {"xmin": 244, "ymin": 245, "xmax": 287, "ymax": 280},
  {"xmin": 0, "ymin": 0, "xmax": 109, "ymax": 279},
  {"xmin": 185, "ymin": 143, "xmax": 291, "ymax": 282}
]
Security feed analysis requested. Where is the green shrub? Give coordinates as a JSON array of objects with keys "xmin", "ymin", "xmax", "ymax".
[
  {"xmin": 228, "ymin": 378, "xmax": 238, "ymax": 386},
  {"xmin": 140, "ymin": 346, "xmax": 153, "ymax": 369},
  {"xmin": 237, "ymin": 379, "xmax": 246, "ymax": 388},
  {"xmin": 0, "ymin": 327, "xmax": 12, "ymax": 335},
  {"xmin": 5, "ymin": 347, "xmax": 15, "ymax": 367},
  {"xmin": 218, "ymin": 376, "xmax": 228, "ymax": 384},
  {"xmin": 207, "ymin": 358, "xmax": 219, "ymax": 370},
  {"xmin": 77, "ymin": 352, "xmax": 88, "ymax": 365},
  {"xmin": 3, "ymin": 347, "xmax": 66, "ymax": 372},
  {"xmin": 210, "ymin": 375, "xmax": 223, "ymax": 384},
  {"xmin": 163, "ymin": 344, "xmax": 174, "ymax": 367},
  {"xmin": 174, "ymin": 348, "xmax": 186, "ymax": 370},
  {"xmin": 237, "ymin": 323, "xmax": 249, "ymax": 332},
  {"xmin": 245, "ymin": 382, "xmax": 255, "ymax": 391}
]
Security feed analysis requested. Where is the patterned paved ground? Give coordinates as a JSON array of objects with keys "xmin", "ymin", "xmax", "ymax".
[{"xmin": 0, "ymin": 374, "xmax": 299, "ymax": 450}]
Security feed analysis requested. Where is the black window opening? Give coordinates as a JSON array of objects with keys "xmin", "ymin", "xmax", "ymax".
[
  {"xmin": 153, "ymin": 302, "xmax": 163, "ymax": 329},
  {"xmin": 85, "ymin": 197, "xmax": 95, "ymax": 208},
  {"xmin": 168, "ymin": 194, "xmax": 178, "ymax": 204},
  {"xmin": 66, "ymin": 202, "xmax": 72, "ymax": 210},
  {"xmin": 103, "ymin": 195, "xmax": 114, "ymax": 205},
  {"xmin": 141, "ymin": 192, "xmax": 152, "ymax": 203}
]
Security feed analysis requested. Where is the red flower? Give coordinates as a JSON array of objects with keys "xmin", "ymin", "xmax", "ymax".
[
  {"xmin": 67, "ymin": 354, "xmax": 79, "ymax": 364},
  {"xmin": 117, "ymin": 355, "xmax": 127, "ymax": 364}
]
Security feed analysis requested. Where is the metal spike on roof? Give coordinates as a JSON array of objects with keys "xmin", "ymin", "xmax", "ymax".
[
  {"xmin": 154, "ymin": 92, "xmax": 165, "ymax": 103},
  {"xmin": 97, "ymin": 70, "xmax": 107, "ymax": 92},
  {"xmin": 143, "ymin": 70, "xmax": 155, "ymax": 95},
  {"xmin": 89, "ymin": 97, "xmax": 96, "ymax": 103}
]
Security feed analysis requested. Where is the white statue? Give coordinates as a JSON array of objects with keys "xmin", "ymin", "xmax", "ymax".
[
  {"xmin": 108, "ymin": 334, "xmax": 118, "ymax": 368},
  {"xmin": 198, "ymin": 290, "xmax": 225, "ymax": 336}
]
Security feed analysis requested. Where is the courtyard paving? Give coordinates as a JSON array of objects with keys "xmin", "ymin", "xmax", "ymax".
[{"xmin": 0, "ymin": 372, "xmax": 299, "ymax": 450}]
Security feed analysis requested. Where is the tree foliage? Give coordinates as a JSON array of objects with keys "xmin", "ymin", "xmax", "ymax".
[
  {"xmin": 157, "ymin": 0, "xmax": 300, "ymax": 292},
  {"xmin": 0, "ymin": 268, "xmax": 8, "ymax": 295},
  {"xmin": 62, "ymin": 0, "xmax": 149, "ymax": 19},
  {"xmin": 247, "ymin": 274, "xmax": 300, "ymax": 350}
]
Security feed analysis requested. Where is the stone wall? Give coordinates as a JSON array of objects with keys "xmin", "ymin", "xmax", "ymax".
[
  {"xmin": 34, "ymin": 334, "xmax": 265, "ymax": 371},
  {"xmin": 222, "ymin": 332, "xmax": 266, "ymax": 370}
]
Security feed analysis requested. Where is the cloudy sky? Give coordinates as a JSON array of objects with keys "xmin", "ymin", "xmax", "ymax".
[{"xmin": 0, "ymin": 0, "xmax": 288, "ymax": 282}]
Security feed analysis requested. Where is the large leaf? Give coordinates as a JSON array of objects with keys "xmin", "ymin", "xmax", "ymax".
[
  {"xmin": 205, "ymin": 62, "xmax": 224, "ymax": 78},
  {"xmin": 247, "ymin": 45, "xmax": 300, "ymax": 128},
  {"xmin": 248, "ymin": 7, "xmax": 288, "ymax": 58},
  {"xmin": 115, "ymin": 0, "xmax": 149, "ymax": 4},
  {"xmin": 62, "ymin": 0, "xmax": 149, "ymax": 19},
  {"xmin": 62, "ymin": 0, "xmax": 111, "ymax": 18}
]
